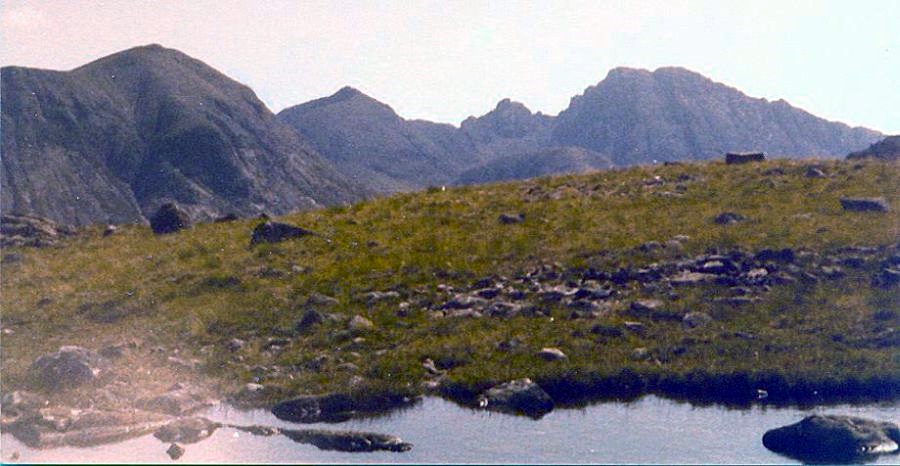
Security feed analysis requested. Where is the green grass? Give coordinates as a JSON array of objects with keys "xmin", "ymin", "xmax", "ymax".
[{"xmin": 2, "ymin": 158, "xmax": 898, "ymax": 406}]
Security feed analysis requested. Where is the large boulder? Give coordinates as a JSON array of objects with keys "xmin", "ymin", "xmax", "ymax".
[
  {"xmin": 149, "ymin": 203, "xmax": 190, "ymax": 234},
  {"xmin": 250, "ymin": 221, "xmax": 315, "ymax": 245},
  {"xmin": 763, "ymin": 415, "xmax": 900, "ymax": 462},
  {"xmin": 478, "ymin": 378, "xmax": 554, "ymax": 419},
  {"xmin": 271, "ymin": 393, "xmax": 356, "ymax": 423},
  {"xmin": 1, "ymin": 214, "xmax": 74, "ymax": 248},
  {"xmin": 28, "ymin": 346, "xmax": 106, "ymax": 391},
  {"xmin": 154, "ymin": 417, "xmax": 220, "ymax": 444},
  {"xmin": 840, "ymin": 197, "xmax": 889, "ymax": 213}
]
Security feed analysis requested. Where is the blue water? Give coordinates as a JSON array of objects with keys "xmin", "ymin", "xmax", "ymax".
[{"xmin": 2, "ymin": 395, "xmax": 898, "ymax": 463}]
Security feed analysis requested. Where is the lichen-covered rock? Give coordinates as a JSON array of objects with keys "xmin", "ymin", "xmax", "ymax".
[
  {"xmin": 28, "ymin": 346, "xmax": 106, "ymax": 391},
  {"xmin": 763, "ymin": 415, "xmax": 900, "ymax": 462}
]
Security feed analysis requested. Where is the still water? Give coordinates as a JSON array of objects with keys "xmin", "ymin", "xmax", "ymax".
[{"xmin": 2, "ymin": 395, "xmax": 898, "ymax": 463}]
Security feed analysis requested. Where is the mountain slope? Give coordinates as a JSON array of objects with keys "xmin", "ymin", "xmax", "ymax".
[
  {"xmin": 454, "ymin": 146, "xmax": 612, "ymax": 185},
  {"xmin": 552, "ymin": 67, "xmax": 881, "ymax": 165},
  {"xmin": 1, "ymin": 44, "xmax": 366, "ymax": 226},
  {"xmin": 277, "ymin": 87, "xmax": 481, "ymax": 193},
  {"xmin": 848, "ymin": 135, "xmax": 900, "ymax": 162}
]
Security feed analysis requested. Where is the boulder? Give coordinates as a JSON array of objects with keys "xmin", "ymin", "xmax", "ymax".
[
  {"xmin": 762, "ymin": 415, "xmax": 900, "ymax": 462},
  {"xmin": 134, "ymin": 386, "xmax": 214, "ymax": 416},
  {"xmin": 536, "ymin": 347, "xmax": 567, "ymax": 361},
  {"xmin": 713, "ymin": 212, "xmax": 746, "ymax": 225},
  {"xmin": 250, "ymin": 221, "xmax": 315, "ymax": 245},
  {"xmin": 149, "ymin": 203, "xmax": 190, "ymax": 234},
  {"xmin": 214, "ymin": 213, "xmax": 239, "ymax": 223},
  {"xmin": 226, "ymin": 338, "xmax": 246, "ymax": 352},
  {"xmin": 498, "ymin": 213, "xmax": 525, "ymax": 224},
  {"xmin": 756, "ymin": 248, "xmax": 795, "ymax": 263},
  {"xmin": 154, "ymin": 417, "xmax": 220, "ymax": 444},
  {"xmin": 725, "ymin": 152, "xmax": 765, "ymax": 164},
  {"xmin": 29, "ymin": 346, "xmax": 106, "ymax": 391},
  {"xmin": 271, "ymin": 393, "xmax": 356, "ymax": 423},
  {"xmin": 840, "ymin": 197, "xmax": 889, "ymax": 213},
  {"xmin": 348, "ymin": 315, "xmax": 375, "ymax": 332},
  {"xmin": 166, "ymin": 443, "xmax": 185, "ymax": 460},
  {"xmin": 295, "ymin": 309, "xmax": 325, "ymax": 333},
  {"xmin": 682, "ymin": 312, "xmax": 712, "ymax": 329},
  {"xmin": 669, "ymin": 271, "xmax": 717, "ymax": 286},
  {"xmin": 805, "ymin": 166, "xmax": 827, "ymax": 178},
  {"xmin": 281, "ymin": 428, "xmax": 412, "ymax": 452},
  {"xmin": 478, "ymin": 378, "xmax": 554, "ymax": 419}
]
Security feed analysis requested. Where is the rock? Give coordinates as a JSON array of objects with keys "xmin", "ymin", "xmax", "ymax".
[
  {"xmin": 102, "ymin": 225, "xmax": 117, "ymax": 237},
  {"xmin": 281, "ymin": 428, "xmax": 412, "ymax": 452},
  {"xmin": 574, "ymin": 286, "xmax": 613, "ymax": 300},
  {"xmin": 1, "ymin": 214, "xmax": 74, "ymax": 248},
  {"xmin": 29, "ymin": 346, "xmax": 106, "ymax": 391},
  {"xmin": 134, "ymin": 386, "xmax": 213, "ymax": 416},
  {"xmin": 363, "ymin": 290, "xmax": 401, "ymax": 304},
  {"xmin": 154, "ymin": 417, "xmax": 220, "ymax": 444},
  {"xmin": 306, "ymin": 293, "xmax": 339, "ymax": 307},
  {"xmin": 682, "ymin": 312, "xmax": 712, "ymax": 329},
  {"xmin": 805, "ymin": 166, "xmax": 827, "ymax": 178},
  {"xmin": 630, "ymin": 347, "xmax": 651, "ymax": 361},
  {"xmin": 214, "ymin": 213, "xmax": 239, "ymax": 223},
  {"xmin": 536, "ymin": 347, "xmax": 567, "ymax": 361},
  {"xmin": 226, "ymin": 338, "xmax": 246, "ymax": 352},
  {"xmin": 756, "ymin": 248, "xmax": 795, "ymax": 263},
  {"xmin": 149, "ymin": 203, "xmax": 190, "ymax": 234},
  {"xmin": 295, "ymin": 309, "xmax": 325, "ymax": 333},
  {"xmin": 590, "ymin": 324, "xmax": 623, "ymax": 337},
  {"xmin": 443, "ymin": 294, "xmax": 488, "ymax": 310},
  {"xmin": 873, "ymin": 267, "xmax": 900, "ymax": 288},
  {"xmin": 478, "ymin": 378, "xmax": 554, "ymax": 419},
  {"xmin": 625, "ymin": 299, "xmax": 679, "ymax": 320},
  {"xmin": 250, "ymin": 221, "xmax": 315, "ymax": 245},
  {"xmin": 348, "ymin": 315, "xmax": 375, "ymax": 332},
  {"xmin": 623, "ymin": 321, "xmax": 647, "ymax": 335},
  {"xmin": 637, "ymin": 241, "xmax": 662, "ymax": 252},
  {"xmin": 475, "ymin": 288, "xmax": 500, "ymax": 299},
  {"xmin": 762, "ymin": 415, "xmax": 900, "ymax": 462},
  {"xmin": 669, "ymin": 271, "xmax": 717, "ymax": 286},
  {"xmin": 713, "ymin": 212, "xmax": 746, "ymax": 225},
  {"xmin": 2, "ymin": 390, "xmax": 47, "ymax": 413},
  {"xmin": 840, "ymin": 197, "xmax": 889, "ymax": 213},
  {"xmin": 725, "ymin": 152, "xmax": 765, "ymax": 164},
  {"xmin": 498, "ymin": 213, "xmax": 525, "ymax": 224},
  {"xmin": 820, "ymin": 266, "xmax": 845, "ymax": 279},
  {"xmin": 271, "ymin": 393, "xmax": 355, "ymax": 423},
  {"xmin": 166, "ymin": 443, "xmax": 185, "ymax": 460}
]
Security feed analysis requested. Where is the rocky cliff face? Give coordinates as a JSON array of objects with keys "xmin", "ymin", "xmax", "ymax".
[
  {"xmin": 1, "ymin": 44, "xmax": 366, "ymax": 226},
  {"xmin": 552, "ymin": 67, "xmax": 881, "ymax": 166}
]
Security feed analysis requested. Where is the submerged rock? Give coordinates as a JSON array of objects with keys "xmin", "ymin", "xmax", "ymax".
[
  {"xmin": 763, "ymin": 415, "xmax": 900, "ymax": 462},
  {"xmin": 478, "ymin": 378, "xmax": 554, "ymax": 419},
  {"xmin": 281, "ymin": 428, "xmax": 412, "ymax": 452}
]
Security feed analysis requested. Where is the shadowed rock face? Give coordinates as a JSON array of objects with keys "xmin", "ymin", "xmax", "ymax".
[
  {"xmin": 848, "ymin": 135, "xmax": 900, "ymax": 161},
  {"xmin": 552, "ymin": 67, "xmax": 881, "ymax": 166},
  {"xmin": 1, "ymin": 44, "xmax": 366, "ymax": 227},
  {"xmin": 763, "ymin": 415, "xmax": 900, "ymax": 462}
]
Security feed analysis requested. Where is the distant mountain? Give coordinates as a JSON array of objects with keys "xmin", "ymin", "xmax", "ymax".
[
  {"xmin": 277, "ymin": 87, "xmax": 481, "ymax": 193},
  {"xmin": 454, "ymin": 146, "xmax": 613, "ymax": 185},
  {"xmin": 1, "ymin": 44, "xmax": 365, "ymax": 226},
  {"xmin": 552, "ymin": 67, "xmax": 881, "ymax": 165},
  {"xmin": 847, "ymin": 135, "xmax": 900, "ymax": 162}
]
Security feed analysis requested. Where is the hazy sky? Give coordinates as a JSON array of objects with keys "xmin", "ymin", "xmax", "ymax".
[{"xmin": 2, "ymin": 0, "xmax": 898, "ymax": 132}]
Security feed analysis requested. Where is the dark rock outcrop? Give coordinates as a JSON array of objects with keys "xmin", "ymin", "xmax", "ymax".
[
  {"xmin": 847, "ymin": 135, "xmax": 900, "ymax": 161},
  {"xmin": 1, "ymin": 44, "xmax": 365, "ymax": 227},
  {"xmin": 762, "ymin": 415, "xmax": 900, "ymax": 462},
  {"xmin": 280, "ymin": 428, "xmax": 412, "ymax": 452},
  {"xmin": 28, "ymin": 346, "xmax": 106, "ymax": 391},
  {"xmin": 250, "ymin": 221, "xmax": 315, "ymax": 245},
  {"xmin": 149, "ymin": 203, "xmax": 190, "ymax": 234},
  {"xmin": 271, "ymin": 393, "xmax": 356, "ymax": 423},
  {"xmin": 725, "ymin": 152, "xmax": 766, "ymax": 164},
  {"xmin": 840, "ymin": 197, "xmax": 889, "ymax": 212}
]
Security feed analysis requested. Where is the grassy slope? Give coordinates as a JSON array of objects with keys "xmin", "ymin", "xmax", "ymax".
[{"xmin": 2, "ymin": 159, "xmax": 898, "ymax": 406}]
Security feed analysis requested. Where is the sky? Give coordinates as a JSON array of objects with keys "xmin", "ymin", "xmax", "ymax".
[{"xmin": 2, "ymin": 0, "xmax": 898, "ymax": 133}]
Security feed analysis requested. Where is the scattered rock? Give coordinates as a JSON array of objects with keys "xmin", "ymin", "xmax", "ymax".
[
  {"xmin": 873, "ymin": 267, "xmax": 900, "ymax": 289},
  {"xmin": 840, "ymin": 197, "xmax": 889, "ymax": 213},
  {"xmin": 29, "ymin": 346, "xmax": 106, "ymax": 391},
  {"xmin": 669, "ymin": 271, "xmax": 717, "ymax": 286},
  {"xmin": 762, "ymin": 415, "xmax": 900, "ymax": 462},
  {"xmin": 306, "ymin": 293, "xmax": 339, "ymax": 307},
  {"xmin": 498, "ymin": 213, "xmax": 525, "ymax": 224},
  {"xmin": 713, "ymin": 212, "xmax": 746, "ymax": 225},
  {"xmin": 478, "ymin": 378, "xmax": 554, "ymax": 419},
  {"xmin": 725, "ymin": 152, "xmax": 765, "ymax": 164},
  {"xmin": 756, "ymin": 248, "xmax": 795, "ymax": 263},
  {"xmin": 149, "ymin": 203, "xmax": 190, "ymax": 234},
  {"xmin": 250, "ymin": 221, "xmax": 315, "ymax": 245},
  {"xmin": 226, "ymin": 338, "xmax": 246, "ymax": 352},
  {"xmin": 348, "ymin": 315, "xmax": 375, "ymax": 333},
  {"xmin": 805, "ymin": 166, "xmax": 827, "ymax": 178},
  {"xmin": 630, "ymin": 347, "xmax": 651, "ymax": 361},
  {"xmin": 623, "ymin": 321, "xmax": 647, "ymax": 335},
  {"xmin": 363, "ymin": 290, "xmax": 401, "ymax": 304},
  {"xmin": 214, "ymin": 213, "xmax": 239, "ymax": 223},
  {"xmin": 295, "ymin": 309, "xmax": 325, "ymax": 333},
  {"xmin": 1, "ymin": 214, "xmax": 74, "ymax": 248},
  {"xmin": 682, "ymin": 312, "xmax": 712, "ymax": 329},
  {"xmin": 102, "ymin": 225, "xmax": 117, "ymax": 237},
  {"xmin": 536, "ymin": 347, "xmax": 567, "ymax": 361},
  {"xmin": 166, "ymin": 443, "xmax": 185, "ymax": 460}
]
